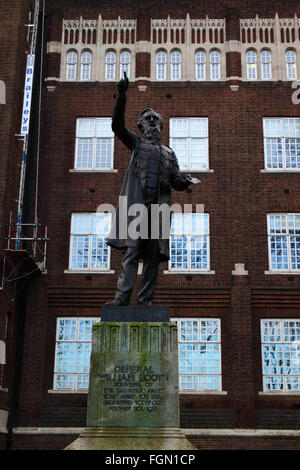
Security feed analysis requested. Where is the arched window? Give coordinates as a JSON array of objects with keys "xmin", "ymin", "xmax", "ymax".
[
  {"xmin": 120, "ymin": 51, "xmax": 131, "ymax": 79},
  {"xmin": 66, "ymin": 51, "xmax": 78, "ymax": 80},
  {"xmin": 170, "ymin": 50, "xmax": 181, "ymax": 80},
  {"xmin": 80, "ymin": 51, "xmax": 92, "ymax": 80},
  {"xmin": 210, "ymin": 50, "xmax": 221, "ymax": 80},
  {"xmin": 286, "ymin": 50, "xmax": 297, "ymax": 80},
  {"xmin": 156, "ymin": 51, "xmax": 167, "ymax": 80},
  {"xmin": 246, "ymin": 50, "xmax": 257, "ymax": 79},
  {"xmin": 105, "ymin": 51, "xmax": 116, "ymax": 80},
  {"xmin": 261, "ymin": 50, "xmax": 272, "ymax": 80},
  {"xmin": 195, "ymin": 51, "xmax": 206, "ymax": 80}
]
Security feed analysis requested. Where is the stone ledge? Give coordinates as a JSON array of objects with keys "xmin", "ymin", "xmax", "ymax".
[
  {"xmin": 164, "ymin": 270, "xmax": 215, "ymax": 275},
  {"xmin": 258, "ymin": 391, "xmax": 300, "ymax": 396},
  {"xmin": 185, "ymin": 428, "xmax": 300, "ymax": 437},
  {"xmin": 11, "ymin": 427, "xmax": 300, "ymax": 437},
  {"xmin": 64, "ymin": 270, "xmax": 115, "ymax": 274}
]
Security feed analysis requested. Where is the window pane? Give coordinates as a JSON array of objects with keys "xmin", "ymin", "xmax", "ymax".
[
  {"xmin": 261, "ymin": 319, "xmax": 300, "ymax": 392},
  {"xmin": 195, "ymin": 51, "xmax": 206, "ymax": 80},
  {"xmin": 170, "ymin": 118, "xmax": 209, "ymax": 171},
  {"xmin": 77, "ymin": 119, "xmax": 95, "ymax": 138},
  {"xmin": 264, "ymin": 118, "xmax": 300, "ymax": 170},
  {"xmin": 170, "ymin": 138, "xmax": 188, "ymax": 169},
  {"xmin": 170, "ymin": 213, "xmax": 210, "ymax": 271},
  {"xmin": 71, "ymin": 214, "xmax": 91, "ymax": 234},
  {"xmin": 69, "ymin": 213, "xmax": 111, "ymax": 271},
  {"xmin": 76, "ymin": 138, "xmax": 93, "ymax": 169},
  {"xmin": 54, "ymin": 318, "xmax": 99, "ymax": 391},
  {"xmin": 95, "ymin": 138, "xmax": 113, "ymax": 169},
  {"xmin": 176, "ymin": 319, "xmax": 221, "ymax": 392}
]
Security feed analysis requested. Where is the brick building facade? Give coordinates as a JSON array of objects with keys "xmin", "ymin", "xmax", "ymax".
[{"xmin": 1, "ymin": 0, "xmax": 300, "ymax": 450}]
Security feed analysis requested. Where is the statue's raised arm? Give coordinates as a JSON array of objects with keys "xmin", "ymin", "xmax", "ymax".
[{"xmin": 111, "ymin": 71, "xmax": 137, "ymax": 151}]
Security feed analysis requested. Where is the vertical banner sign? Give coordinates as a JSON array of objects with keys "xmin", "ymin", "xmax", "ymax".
[{"xmin": 20, "ymin": 55, "xmax": 35, "ymax": 135}]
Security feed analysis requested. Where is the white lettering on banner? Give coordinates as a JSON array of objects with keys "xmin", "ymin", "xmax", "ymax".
[{"xmin": 20, "ymin": 55, "xmax": 35, "ymax": 135}]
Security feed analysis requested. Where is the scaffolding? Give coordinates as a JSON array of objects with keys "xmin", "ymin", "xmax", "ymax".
[
  {"xmin": 1, "ymin": 213, "xmax": 48, "ymax": 289},
  {"xmin": 1, "ymin": 0, "xmax": 49, "ymax": 290}
]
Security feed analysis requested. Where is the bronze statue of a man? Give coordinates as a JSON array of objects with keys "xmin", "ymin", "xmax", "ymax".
[{"xmin": 106, "ymin": 73, "xmax": 199, "ymax": 306}]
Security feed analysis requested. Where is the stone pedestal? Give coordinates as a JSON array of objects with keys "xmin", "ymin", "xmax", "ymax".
[{"xmin": 66, "ymin": 308, "xmax": 196, "ymax": 450}]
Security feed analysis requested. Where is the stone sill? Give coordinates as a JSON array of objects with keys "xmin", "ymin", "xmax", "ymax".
[
  {"xmin": 164, "ymin": 270, "xmax": 215, "ymax": 275},
  {"xmin": 13, "ymin": 427, "xmax": 84, "ymax": 435},
  {"xmin": 181, "ymin": 169, "xmax": 214, "ymax": 173},
  {"xmin": 0, "ymin": 427, "xmax": 8, "ymax": 434},
  {"xmin": 48, "ymin": 389, "xmax": 226, "ymax": 395},
  {"xmin": 69, "ymin": 169, "xmax": 118, "ymax": 173},
  {"xmin": 258, "ymin": 391, "xmax": 300, "ymax": 396},
  {"xmin": 0, "ymin": 387, "xmax": 8, "ymax": 393},
  {"xmin": 180, "ymin": 391, "xmax": 227, "ymax": 395},
  {"xmin": 11, "ymin": 427, "xmax": 300, "ymax": 437},
  {"xmin": 265, "ymin": 270, "xmax": 300, "ymax": 275},
  {"xmin": 48, "ymin": 389, "xmax": 88, "ymax": 394},
  {"xmin": 185, "ymin": 428, "xmax": 300, "ymax": 437},
  {"xmin": 64, "ymin": 270, "xmax": 115, "ymax": 274},
  {"xmin": 260, "ymin": 169, "xmax": 300, "ymax": 173}
]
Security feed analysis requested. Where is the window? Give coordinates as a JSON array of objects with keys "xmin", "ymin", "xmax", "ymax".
[
  {"xmin": 246, "ymin": 50, "xmax": 257, "ymax": 80},
  {"xmin": 210, "ymin": 50, "xmax": 221, "ymax": 80},
  {"xmin": 173, "ymin": 318, "xmax": 222, "ymax": 391},
  {"xmin": 261, "ymin": 50, "xmax": 272, "ymax": 80},
  {"xmin": 69, "ymin": 213, "xmax": 111, "ymax": 271},
  {"xmin": 80, "ymin": 51, "xmax": 92, "ymax": 80},
  {"xmin": 286, "ymin": 50, "xmax": 297, "ymax": 80},
  {"xmin": 195, "ymin": 51, "xmax": 206, "ymax": 80},
  {"xmin": 156, "ymin": 51, "xmax": 167, "ymax": 80},
  {"xmin": 261, "ymin": 319, "xmax": 300, "ymax": 391},
  {"xmin": 267, "ymin": 214, "xmax": 300, "ymax": 272},
  {"xmin": 75, "ymin": 117, "xmax": 114, "ymax": 170},
  {"xmin": 120, "ymin": 50, "xmax": 131, "ymax": 79},
  {"xmin": 170, "ymin": 50, "xmax": 181, "ymax": 80},
  {"xmin": 54, "ymin": 317, "xmax": 99, "ymax": 390},
  {"xmin": 170, "ymin": 117, "xmax": 209, "ymax": 170},
  {"xmin": 105, "ymin": 51, "xmax": 116, "ymax": 80},
  {"xmin": 66, "ymin": 51, "xmax": 78, "ymax": 80},
  {"xmin": 263, "ymin": 118, "xmax": 300, "ymax": 170},
  {"xmin": 170, "ymin": 213, "xmax": 210, "ymax": 271}
]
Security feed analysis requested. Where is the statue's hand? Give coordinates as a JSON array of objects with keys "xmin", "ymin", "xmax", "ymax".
[
  {"xmin": 117, "ymin": 71, "xmax": 129, "ymax": 96},
  {"xmin": 185, "ymin": 174, "xmax": 201, "ymax": 185}
]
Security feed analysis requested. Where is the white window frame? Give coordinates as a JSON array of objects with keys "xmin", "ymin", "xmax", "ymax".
[
  {"xmin": 105, "ymin": 51, "xmax": 116, "ymax": 80},
  {"xmin": 172, "ymin": 318, "xmax": 222, "ymax": 392},
  {"xmin": 66, "ymin": 50, "xmax": 78, "ymax": 80},
  {"xmin": 261, "ymin": 319, "xmax": 300, "ymax": 392},
  {"xmin": 263, "ymin": 118, "xmax": 300, "ymax": 171},
  {"xmin": 170, "ymin": 117, "xmax": 209, "ymax": 171},
  {"xmin": 53, "ymin": 317, "xmax": 99, "ymax": 391},
  {"xmin": 286, "ymin": 50, "xmax": 297, "ymax": 81},
  {"xmin": 80, "ymin": 50, "xmax": 92, "ymax": 81},
  {"xmin": 169, "ymin": 213, "xmax": 210, "ymax": 272},
  {"xmin": 170, "ymin": 50, "xmax": 181, "ymax": 80},
  {"xmin": 246, "ymin": 50, "xmax": 257, "ymax": 80},
  {"xmin": 261, "ymin": 50, "xmax": 272, "ymax": 80},
  {"xmin": 69, "ymin": 213, "xmax": 111, "ymax": 271},
  {"xmin": 209, "ymin": 50, "xmax": 221, "ymax": 80},
  {"xmin": 267, "ymin": 213, "xmax": 300, "ymax": 272},
  {"xmin": 195, "ymin": 50, "xmax": 206, "ymax": 81},
  {"xmin": 75, "ymin": 117, "xmax": 114, "ymax": 170},
  {"xmin": 120, "ymin": 50, "xmax": 131, "ymax": 79},
  {"xmin": 156, "ymin": 50, "xmax": 167, "ymax": 80}
]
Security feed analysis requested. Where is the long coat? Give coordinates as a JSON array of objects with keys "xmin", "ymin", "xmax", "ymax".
[{"xmin": 106, "ymin": 95, "xmax": 191, "ymax": 262}]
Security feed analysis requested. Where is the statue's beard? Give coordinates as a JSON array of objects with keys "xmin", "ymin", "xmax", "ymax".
[{"xmin": 143, "ymin": 126, "xmax": 161, "ymax": 142}]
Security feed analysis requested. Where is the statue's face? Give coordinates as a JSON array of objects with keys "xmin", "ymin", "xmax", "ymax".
[{"xmin": 140, "ymin": 110, "xmax": 162, "ymax": 138}]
